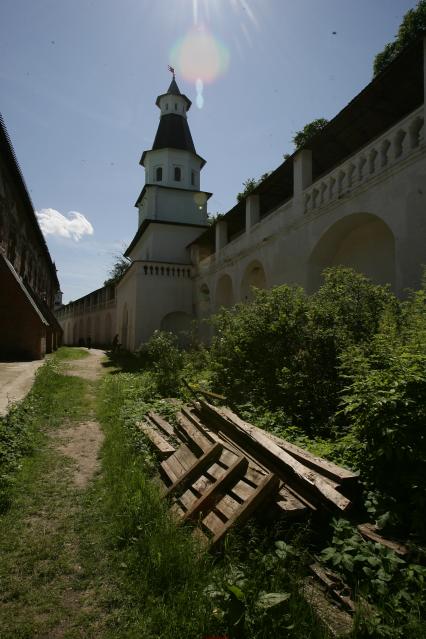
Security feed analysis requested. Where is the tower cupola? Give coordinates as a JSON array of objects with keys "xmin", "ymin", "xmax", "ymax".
[{"xmin": 155, "ymin": 76, "xmax": 192, "ymax": 118}]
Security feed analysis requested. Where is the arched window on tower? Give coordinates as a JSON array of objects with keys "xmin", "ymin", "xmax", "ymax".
[
  {"xmin": 174, "ymin": 167, "xmax": 181, "ymax": 182},
  {"xmin": 155, "ymin": 167, "xmax": 163, "ymax": 182},
  {"xmin": 191, "ymin": 170, "xmax": 195, "ymax": 186}
]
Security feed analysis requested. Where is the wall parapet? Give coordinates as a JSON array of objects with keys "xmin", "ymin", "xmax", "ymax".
[
  {"xmin": 134, "ymin": 260, "xmax": 193, "ymax": 279},
  {"xmin": 304, "ymin": 106, "xmax": 425, "ymax": 215}
]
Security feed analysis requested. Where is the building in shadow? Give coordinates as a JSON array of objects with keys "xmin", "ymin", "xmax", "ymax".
[{"xmin": 0, "ymin": 114, "xmax": 62, "ymax": 360}]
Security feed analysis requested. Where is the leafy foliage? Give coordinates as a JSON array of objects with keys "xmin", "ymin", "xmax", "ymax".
[
  {"xmin": 103, "ymin": 253, "xmax": 130, "ymax": 286},
  {"xmin": 237, "ymin": 177, "xmax": 257, "ymax": 202},
  {"xmin": 340, "ymin": 287, "xmax": 426, "ymax": 537},
  {"xmin": 210, "ymin": 267, "xmax": 396, "ymax": 436},
  {"xmin": 292, "ymin": 118, "xmax": 329, "ymax": 150},
  {"xmin": 141, "ymin": 330, "xmax": 184, "ymax": 396},
  {"xmin": 373, "ymin": 0, "xmax": 426, "ymax": 75},
  {"xmin": 321, "ymin": 519, "xmax": 426, "ymax": 638}
]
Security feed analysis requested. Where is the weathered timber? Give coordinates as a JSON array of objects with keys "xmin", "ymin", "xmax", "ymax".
[
  {"xmin": 176, "ymin": 412, "xmax": 212, "ymax": 453},
  {"xmin": 357, "ymin": 523, "xmax": 409, "ymax": 556},
  {"xmin": 302, "ymin": 577, "xmax": 353, "ymax": 638},
  {"xmin": 165, "ymin": 442, "xmax": 223, "ymax": 497},
  {"xmin": 276, "ymin": 484, "xmax": 308, "ymax": 517},
  {"xmin": 183, "ymin": 456, "xmax": 248, "ymax": 522},
  {"xmin": 181, "ymin": 406, "xmax": 217, "ymax": 441},
  {"xmin": 310, "ymin": 563, "xmax": 356, "ymax": 613},
  {"xmin": 199, "ymin": 400, "xmax": 351, "ymax": 512},
  {"xmin": 210, "ymin": 473, "xmax": 280, "ymax": 550},
  {"xmin": 220, "ymin": 405, "xmax": 358, "ymax": 486},
  {"xmin": 147, "ymin": 411, "xmax": 175, "ymax": 437},
  {"xmin": 137, "ymin": 421, "xmax": 175, "ymax": 459},
  {"xmin": 173, "ymin": 443, "xmax": 197, "ymax": 471}
]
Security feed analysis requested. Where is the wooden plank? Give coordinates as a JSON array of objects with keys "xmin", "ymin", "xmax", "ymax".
[
  {"xmin": 230, "ymin": 479, "xmax": 255, "ymax": 502},
  {"xmin": 357, "ymin": 523, "xmax": 409, "ymax": 556},
  {"xmin": 219, "ymin": 406, "xmax": 357, "ymax": 485},
  {"xmin": 165, "ymin": 442, "xmax": 223, "ymax": 497},
  {"xmin": 200, "ymin": 401, "xmax": 351, "ymax": 512},
  {"xmin": 202, "ymin": 511, "xmax": 224, "ymax": 537},
  {"xmin": 309, "ymin": 563, "xmax": 356, "ymax": 613},
  {"xmin": 215, "ymin": 494, "xmax": 241, "ymax": 520},
  {"xmin": 210, "ymin": 473, "xmax": 280, "ymax": 550},
  {"xmin": 183, "ymin": 456, "xmax": 248, "ymax": 523},
  {"xmin": 180, "ymin": 407, "xmax": 217, "ymax": 444},
  {"xmin": 148, "ymin": 411, "xmax": 175, "ymax": 437},
  {"xmin": 302, "ymin": 577, "xmax": 353, "ymax": 638},
  {"xmin": 276, "ymin": 484, "xmax": 308, "ymax": 517},
  {"xmin": 192, "ymin": 474, "xmax": 214, "ymax": 495},
  {"xmin": 137, "ymin": 422, "xmax": 175, "ymax": 459},
  {"xmin": 173, "ymin": 443, "xmax": 197, "ymax": 471},
  {"xmin": 179, "ymin": 488, "xmax": 198, "ymax": 511},
  {"xmin": 176, "ymin": 412, "xmax": 212, "ymax": 453},
  {"xmin": 161, "ymin": 453, "xmax": 185, "ymax": 484},
  {"xmin": 244, "ymin": 465, "xmax": 267, "ymax": 486}
]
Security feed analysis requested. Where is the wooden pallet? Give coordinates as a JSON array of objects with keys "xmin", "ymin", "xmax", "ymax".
[{"xmin": 140, "ymin": 411, "xmax": 280, "ymax": 549}]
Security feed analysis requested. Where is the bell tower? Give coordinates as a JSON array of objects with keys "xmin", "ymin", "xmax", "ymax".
[{"xmin": 134, "ymin": 72, "xmax": 210, "ymax": 230}]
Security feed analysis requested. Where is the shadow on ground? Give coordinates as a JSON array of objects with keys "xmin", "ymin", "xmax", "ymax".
[{"xmin": 102, "ymin": 350, "xmax": 149, "ymax": 374}]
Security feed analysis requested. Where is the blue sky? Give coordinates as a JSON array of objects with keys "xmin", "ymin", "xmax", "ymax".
[{"xmin": 0, "ymin": 0, "xmax": 418, "ymax": 302}]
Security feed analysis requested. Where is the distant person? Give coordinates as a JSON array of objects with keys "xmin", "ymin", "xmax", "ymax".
[
  {"xmin": 87, "ymin": 336, "xmax": 92, "ymax": 349},
  {"xmin": 112, "ymin": 334, "xmax": 119, "ymax": 353}
]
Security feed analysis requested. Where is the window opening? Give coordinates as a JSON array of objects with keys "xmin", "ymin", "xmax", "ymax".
[
  {"xmin": 156, "ymin": 167, "xmax": 163, "ymax": 181},
  {"xmin": 174, "ymin": 167, "xmax": 181, "ymax": 181}
]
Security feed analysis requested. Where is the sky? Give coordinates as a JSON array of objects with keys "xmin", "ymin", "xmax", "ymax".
[{"xmin": 0, "ymin": 0, "xmax": 419, "ymax": 302}]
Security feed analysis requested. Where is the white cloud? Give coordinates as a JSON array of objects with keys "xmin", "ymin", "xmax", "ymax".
[{"xmin": 36, "ymin": 208, "xmax": 94, "ymax": 241}]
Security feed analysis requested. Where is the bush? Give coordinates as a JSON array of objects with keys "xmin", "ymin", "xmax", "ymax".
[
  {"xmin": 340, "ymin": 288, "xmax": 426, "ymax": 538},
  {"xmin": 143, "ymin": 330, "xmax": 184, "ymax": 396},
  {"xmin": 210, "ymin": 267, "xmax": 398, "ymax": 435}
]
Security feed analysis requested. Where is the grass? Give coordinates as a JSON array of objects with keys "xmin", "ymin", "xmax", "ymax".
[{"xmin": 54, "ymin": 347, "xmax": 89, "ymax": 361}]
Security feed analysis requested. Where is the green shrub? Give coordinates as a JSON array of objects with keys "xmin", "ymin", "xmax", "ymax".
[
  {"xmin": 321, "ymin": 519, "xmax": 426, "ymax": 638},
  {"xmin": 210, "ymin": 267, "xmax": 397, "ymax": 435},
  {"xmin": 340, "ymin": 288, "xmax": 426, "ymax": 538},
  {"xmin": 142, "ymin": 330, "xmax": 184, "ymax": 396}
]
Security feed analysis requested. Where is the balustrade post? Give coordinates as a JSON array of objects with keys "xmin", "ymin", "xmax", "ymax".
[
  {"xmin": 293, "ymin": 149, "xmax": 312, "ymax": 202},
  {"xmin": 245, "ymin": 194, "xmax": 260, "ymax": 232},
  {"xmin": 215, "ymin": 220, "xmax": 228, "ymax": 253}
]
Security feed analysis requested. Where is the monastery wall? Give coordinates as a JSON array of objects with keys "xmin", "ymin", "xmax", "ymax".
[{"xmin": 193, "ymin": 105, "xmax": 426, "ymax": 317}]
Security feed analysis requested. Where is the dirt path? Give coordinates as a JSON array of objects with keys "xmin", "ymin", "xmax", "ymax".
[
  {"xmin": 0, "ymin": 349, "xmax": 112, "ymax": 638},
  {"xmin": 64, "ymin": 348, "xmax": 106, "ymax": 381},
  {"xmin": 0, "ymin": 360, "xmax": 44, "ymax": 416}
]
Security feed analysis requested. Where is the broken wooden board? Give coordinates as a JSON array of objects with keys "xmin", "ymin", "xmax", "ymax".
[
  {"xmin": 302, "ymin": 577, "xmax": 353, "ymax": 638},
  {"xmin": 147, "ymin": 411, "xmax": 175, "ymax": 437},
  {"xmin": 137, "ymin": 421, "xmax": 175, "ymax": 459},
  {"xmin": 309, "ymin": 563, "xmax": 356, "ymax": 613},
  {"xmin": 357, "ymin": 523, "xmax": 409, "ymax": 557}
]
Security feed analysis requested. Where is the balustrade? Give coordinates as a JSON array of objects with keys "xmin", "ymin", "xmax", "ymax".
[{"xmin": 304, "ymin": 106, "xmax": 424, "ymax": 214}]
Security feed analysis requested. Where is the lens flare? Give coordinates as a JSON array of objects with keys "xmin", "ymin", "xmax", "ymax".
[
  {"xmin": 170, "ymin": 26, "xmax": 230, "ymax": 85},
  {"xmin": 196, "ymin": 78, "xmax": 204, "ymax": 109}
]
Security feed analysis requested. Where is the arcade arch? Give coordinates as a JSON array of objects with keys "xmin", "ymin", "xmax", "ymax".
[
  {"xmin": 161, "ymin": 311, "xmax": 192, "ymax": 345},
  {"xmin": 307, "ymin": 213, "xmax": 395, "ymax": 292},
  {"xmin": 241, "ymin": 260, "xmax": 267, "ymax": 301},
  {"xmin": 215, "ymin": 273, "xmax": 234, "ymax": 309}
]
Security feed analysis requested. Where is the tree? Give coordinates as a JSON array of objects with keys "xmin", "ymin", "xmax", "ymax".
[
  {"xmin": 373, "ymin": 0, "xmax": 426, "ymax": 75},
  {"xmin": 237, "ymin": 178, "xmax": 257, "ymax": 202},
  {"xmin": 292, "ymin": 118, "xmax": 329, "ymax": 150},
  {"xmin": 104, "ymin": 254, "xmax": 130, "ymax": 286}
]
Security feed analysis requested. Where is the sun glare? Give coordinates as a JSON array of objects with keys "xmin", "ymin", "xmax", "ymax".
[{"xmin": 169, "ymin": 0, "xmax": 259, "ymax": 108}]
